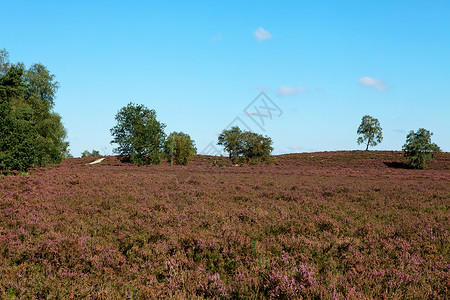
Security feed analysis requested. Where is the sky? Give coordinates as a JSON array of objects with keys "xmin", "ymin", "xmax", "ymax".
[{"xmin": 2, "ymin": 0, "xmax": 449, "ymax": 156}]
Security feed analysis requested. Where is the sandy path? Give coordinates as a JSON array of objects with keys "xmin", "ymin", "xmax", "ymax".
[{"xmin": 88, "ymin": 158, "xmax": 105, "ymax": 165}]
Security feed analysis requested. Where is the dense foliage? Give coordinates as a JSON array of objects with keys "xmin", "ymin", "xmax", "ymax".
[
  {"xmin": 402, "ymin": 128, "xmax": 440, "ymax": 169},
  {"xmin": 0, "ymin": 49, "xmax": 68, "ymax": 173},
  {"xmin": 110, "ymin": 102, "xmax": 166, "ymax": 165},
  {"xmin": 81, "ymin": 150, "xmax": 101, "ymax": 158},
  {"xmin": 164, "ymin": 132, "xmax": 197, "ymax": 165},
  {"xmin": 218, "ymin": 126, "xmax": 273, "ymax": 163},
  {"xmin": 0, "ymin": 151, "xmax": 448, "ymax": 298},
  {"xmin": 357, "ymin": 115, "xmax": 383, "ymax": 150}
]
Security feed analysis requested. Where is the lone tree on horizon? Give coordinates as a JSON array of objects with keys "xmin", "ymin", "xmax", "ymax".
[{"xmin": 357, "ymin": 115, "xmax": 383, "ymax": 151}]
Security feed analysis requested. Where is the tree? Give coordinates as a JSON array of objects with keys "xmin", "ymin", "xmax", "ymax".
[
  {"xmin": 402, "ymin": 128, "xmax": 440, "ymax": 169},
  {"xmin": 218, "ymin": 126, "xmax": 244, "ymax": 160},
  {"xmin": 164, "ymin": 136, "xmax": 176, "ymax": 166},
  {"xmin": 110, "ymin": 102, "xmax": 166, "ymax": 165},
  {"xmin": 357, "ymin": 115, "xmax": 383, "ymax": 150},
  {"xmin": 24, "ymin": 63, "xmax": 68, "ymax": 165},
  {"xmin": 217, "ymin": 126, "xmax": 273, "ymax": 163},
  {"xmin": 164, "ymin": 132, "xmax": 197, "ymax": 165},
  {"xmin": 81, "ymin": 149, "xmax": 101, "ymax": 157},
  {"xmin": 0, "ymin": 89, "xmax": 40, "ymax": 172},
  {"xmin": 0, "ymin": 66, "xmax": 38, "ymax": 172},
  {"xmin": 0, "ymin": 52, "xmax": 69, "ymax": 173},
  {"xmin": 24, "ymin": 63, "xmax": 60, "ymax": 120},
  {"xmin": 241, "ymin": 131, "xmax": 273, "ymax": 163}
]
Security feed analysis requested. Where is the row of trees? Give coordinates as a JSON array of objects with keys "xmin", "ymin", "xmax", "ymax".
[
  {"xmin": 111, "ymin": 109, "xmax": 440, "ymax": 169},
  {"xmin": 109, "ymin": 103, "xmax": 274, "ymax": 166},
  {"xmin": 357, "ymin": 115, "xmax": 440, "ymax": 168},
  {"xmin": 0, "ymin": 49, "xmax": 68, "ymax": 173}
]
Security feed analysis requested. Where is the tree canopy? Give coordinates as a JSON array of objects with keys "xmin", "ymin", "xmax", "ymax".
[
  {"xmin": 218, "ymin": 126, "xmax": 244, "ymax": 160},
  {"xmin": 402, "ymin": 128, "xmax": 440, "ymax": 169},
  {"xmin": 218, "ymin": 126, "xmax": 273, "ymax": 163},
  {"xmin": 357, "ymin": 115, "xmax": 383, "ymax": 151},
  {"xmin": 81, "ymin": 150, "xmax": 101, "ymax": 158},
  {"xmin": 110, "ymin": 102, "xmax": 166, "ymax": 165},
  {"xmin": 0, "ymin": 50, "xmax": 68, "ymax": 173},
  {"xmin": 164, "ymin": 131, "xmax": 197, "ymax": 165}
]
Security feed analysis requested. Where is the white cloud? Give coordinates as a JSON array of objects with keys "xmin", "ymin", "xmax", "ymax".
[
  {"xmin": 277, "ymin": 85, "xmax": 307, "ymax": 96},
  {"xmin": 254, "ymin": 27, "xmax": 272, "ymax": 42},
  {"xmin": 358, "ymin": 76, "xmax": 389, "ymax": 91}
]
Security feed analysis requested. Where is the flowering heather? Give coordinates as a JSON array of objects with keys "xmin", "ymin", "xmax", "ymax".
[{"xmin": 0, "ymin": 151, "xmax": 449, "ymax": 299}]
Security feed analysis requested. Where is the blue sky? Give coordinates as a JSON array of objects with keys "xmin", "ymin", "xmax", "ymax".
[{"xmin": 2, "ymin": 0, "xmax": 449, "ymax": 156}]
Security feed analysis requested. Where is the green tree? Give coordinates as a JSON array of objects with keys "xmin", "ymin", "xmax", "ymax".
[
  {"xmin": 0, "ymin": 65, "xmax": 39, "ymax": 172},
  {"xmin": 0, "ymin": 94, "xmax": 40, "ymax": 172},
  {"xmin": 241, "ymin": 131, "xmax": 273, "ymax": 163},
  {"xmin": 164, "ymin": 132, "xmax": 197, "ymax": 165},
  {"xmin": 218, "ymin": 126, "xmax": 273, "ymax": 163},
  {"xmin": 81, "ymin": 149, "xmax": 101, "ymax": 157},
  {"xmin": 218, "ymin": 126, "xmax": 244, "ymax": 160},
  {"xmin": 164, "ymin": 136, "xmax": 176, "ymax": 166},
  {"xmin": 0, "ymin": 64, "xmax": 26, "ymax": 100},
  {"xmin": 0, "ymin": 52, "xmax": 68, "ymax": 172},
  {"xmin": 110, "ymin": 102, "xmax": 166, "ymax": 165},
  {"xmin": 23, "ymin": 63, "xmax": 68, "ymax": 165},
  {"xmin": 402, "ymin": 128, "xmax": 440, "ymax": 169},
  {"xmin": 34, "ymin": 112, "xmax": 69, "ymax": 164},
  {"xmin": 357, "ymin": 115, "xmax": 383, "ymax": 151},
  {"xmin": 24, "ymin": 63, "xmax": 60, "ymax": 120}
]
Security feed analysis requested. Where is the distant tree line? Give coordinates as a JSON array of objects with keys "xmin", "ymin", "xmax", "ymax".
[{"xmin": 0, "ymin": 49, "xmax": 69, "ymax": 173}]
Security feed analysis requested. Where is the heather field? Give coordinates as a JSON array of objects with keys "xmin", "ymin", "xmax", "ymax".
[{"xmin": 0, "ymin": 151, "xmax": 449, "ymax": 299}]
